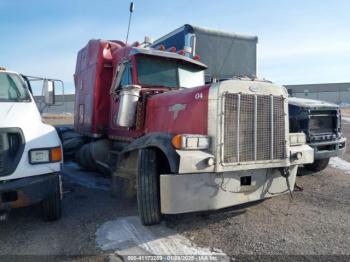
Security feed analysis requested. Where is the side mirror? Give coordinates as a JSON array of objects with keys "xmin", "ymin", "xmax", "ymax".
[
  {"xmin": 110, "ymin": 62, "xmax": 126, "ymax": 94},
  {"xmin": 43, "ymin": 79, "xmax": 55, "ymax": 105},
  {"xmin": 115, "ymin": 64, "xmax": 126, "ymax": 89}
]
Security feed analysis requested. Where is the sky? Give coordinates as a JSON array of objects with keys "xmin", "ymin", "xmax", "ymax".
[{"xmin": 1, "ymin": 0, "xmax": 350, "ymax": 94}]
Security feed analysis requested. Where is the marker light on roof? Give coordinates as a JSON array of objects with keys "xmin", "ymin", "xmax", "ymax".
[
  {"xmin": 158, "ymin": 45, "xmax": 165, "ymax": 50},
  {"xmin": 168, "ymin": 47, "xmax": 176, "ymax": 52},
  {"xmin": 193, "ymin": 55, "xmax": 201, "ymax": 61}
]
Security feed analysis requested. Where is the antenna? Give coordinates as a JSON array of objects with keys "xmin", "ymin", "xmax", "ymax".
[{"xmin": 124, "ymin": 1, "xmax": 135, "ymax": 58}]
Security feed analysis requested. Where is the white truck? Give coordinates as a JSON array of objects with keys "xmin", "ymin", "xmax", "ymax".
[{"xmin": 0, "ymin": 67, "xmax": 62, "ymax": 221}]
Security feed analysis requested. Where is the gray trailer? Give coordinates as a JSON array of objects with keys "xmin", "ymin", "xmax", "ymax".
[{"xmin": 152, "ymin": 24, "xmax": 258, "ymax": 82}]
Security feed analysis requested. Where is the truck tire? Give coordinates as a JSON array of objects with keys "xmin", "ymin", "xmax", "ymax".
[
  {"xmin": 137, "ymin": 148, "xmax": 161, "ymax": 226},
  {"xmin": 304, "ymin": 158, "xmax": 330, "ymax": 172},
  {"xmin": 42, "ymin": 179, "xmax": 62, "ymax": 221}
]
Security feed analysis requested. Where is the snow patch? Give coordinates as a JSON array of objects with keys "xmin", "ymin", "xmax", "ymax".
[
  {"xmin": 329, "ymin": 157, "xmax": 350, "ymax": 174},
  {"xmin": 339, "ymin": 102, "xmax": 350, "ymax": 108},
  {"xmin": 342, "ymin": 117, "xmax": 350, "ymax": 123},
  {"xmin": 96, "ymin": 216, "xmax": 228, "ymax": 259}
]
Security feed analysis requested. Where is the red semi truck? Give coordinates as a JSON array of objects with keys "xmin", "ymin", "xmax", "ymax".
[{"xmin": 73, "ymin": 39, "xmax": 313, "ymax": 225}]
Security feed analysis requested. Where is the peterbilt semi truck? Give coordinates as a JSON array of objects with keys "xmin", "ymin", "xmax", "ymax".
[
  {"xmin": 73, "ymin": 39, "xmax": 313, "ymax": 225},
  {"xmin": 0, "ymin": 68, "xmax": 62, "ymax": 221},
  {"xmin": 152, "ymin": 24, "xmax": 346, "ymax": 173}
]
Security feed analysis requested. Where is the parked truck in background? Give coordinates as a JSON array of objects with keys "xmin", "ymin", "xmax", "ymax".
[
  {"xmin": 289, "ymin": 97, "xmax": 346, "ymax": 171},
  {"xmin": 152, "ymin": 24, "xmax": 346, "ymax": 173},
  {"xmin": 72, "ymin": 38, "xmax": 313, "ymax": 225},
  {"xmin": 0, "ymin": 67, "xmax": 62, "ymax": 221}
]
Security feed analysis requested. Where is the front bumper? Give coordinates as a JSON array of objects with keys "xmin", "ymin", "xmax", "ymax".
[
  {"xmin": 0, "ymin": 173, "xmax": 60, "ymax": 210},
  {"xmin": 309, "ymin": 137, "xmax": 346, "ymax": 159},
  {"xmin": 160, "ymin": 165, "xmax": 298, "ymax": 214},
  {"xmin": 160, "ymin": 143, "xmax": 313, "ymax": 214}
]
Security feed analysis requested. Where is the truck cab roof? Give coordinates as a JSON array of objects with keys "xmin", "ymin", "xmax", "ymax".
[{"xmin": 0, "ymin": 68, "xmax": 20, "ymax": 75}]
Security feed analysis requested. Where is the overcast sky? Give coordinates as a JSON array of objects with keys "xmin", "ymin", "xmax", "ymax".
[{"xmin": 1, "ymin": 0, "xmax": 349, "ymax": 93}]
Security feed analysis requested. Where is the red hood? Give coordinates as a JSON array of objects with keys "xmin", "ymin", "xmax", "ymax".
[{"xmin": 145, "ymin": 85, "xmax": 210, "ymax": 135}]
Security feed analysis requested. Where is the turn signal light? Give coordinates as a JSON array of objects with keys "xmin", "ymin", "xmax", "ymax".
[
  {"xmin": 172, "ymin": 135, "xmax": 182, "ymax": 149},
  {"xmin": 51, "ymin": 147, "xmax": 62, "ymax": 162}
]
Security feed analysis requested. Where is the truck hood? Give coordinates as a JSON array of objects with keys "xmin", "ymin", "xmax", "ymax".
[
  {"xmin": 0, "ymin": 101, "xmax": 62, "ymax": 181},
  {"xmin": 0, "ymin": 101, "xmax": 59, "ymax": 148},
  {"xmin": 0, "ymin": 102, "xmax": 42, "ymax": 127},
  {"xmin": 288, "ymin": 97, "xmax": 339, "ymax": 109}
]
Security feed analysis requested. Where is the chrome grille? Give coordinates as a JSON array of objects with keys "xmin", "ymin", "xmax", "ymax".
[
  {"xmin": 223, "ymin": 93, "xmax": 286, "ymax": 163},
  {"xmin": 0, "ymin": 129, "xmax": 24, "ymax": 177}
]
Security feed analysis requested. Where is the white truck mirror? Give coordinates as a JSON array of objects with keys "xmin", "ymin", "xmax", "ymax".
[{"xmin": 43, "ymin": 79, "xmax": 55, "ymax": 105}]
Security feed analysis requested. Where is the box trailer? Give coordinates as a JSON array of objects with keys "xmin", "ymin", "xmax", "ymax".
[{"xmin": 152, "ymin": 24, "xmax": 258, "ymax": 82}]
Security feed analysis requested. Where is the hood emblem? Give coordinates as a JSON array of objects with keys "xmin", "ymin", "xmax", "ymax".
[
  {"xmin": 249, "ymin": 85, "xmax": 261, "ymax": 93},
  {"xmin": 169, "ymin": 103, "xmax": 186, "ymax": 120}
]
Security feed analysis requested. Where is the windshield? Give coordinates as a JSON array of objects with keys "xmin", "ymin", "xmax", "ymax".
[
  {"xmin": 0, "ymin": 72, "xmax": 30, "ymax": 102},
  {"xmin": 136, "ymin": 55, "xmax": 204, "ymax": 88}
]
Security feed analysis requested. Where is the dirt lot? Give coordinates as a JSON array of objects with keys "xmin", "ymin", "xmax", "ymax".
[
  {"xmin": 41, "ymin": 114, "xmax": 74, "ymax": 126},
  {"xmin": 0, "ymin": 116, "xmax": 349, "ymax": 261}
]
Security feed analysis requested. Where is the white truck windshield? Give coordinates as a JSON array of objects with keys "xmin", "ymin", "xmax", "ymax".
[
  {"xmin": 136, "ymin": 56, "xmax": 204, "ymax": 88},
  {"xmin": 0, "ymin": 72, "xmax": 30, "ymax": 102}
]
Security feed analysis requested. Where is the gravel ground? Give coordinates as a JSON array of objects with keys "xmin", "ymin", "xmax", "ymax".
[
  {"xmin": 0, "ymin": 164, "xmax": 138, "ymax": 257},
  {"xmin": 0, "ymin": 118, "xmax": 349, "ymax": 260},
  {"xmin": 166, "ymin": 115, "xmax": 350, "ymax": 257},
  {"xmin": 167, "ymin": 167, "xmax": 350, "ymax": 256}
]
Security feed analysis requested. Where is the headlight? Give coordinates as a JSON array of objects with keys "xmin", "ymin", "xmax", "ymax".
[
  {"xmin": 289, "ymin": 133, "xmax": 306, "ymax": 146},
  {"xmin": 172, "ymin": 134, "xmax": 210, "ymax": 150},
  {"xmin": 29, "ymin": 147, "xmax": 62, "ymax": 164}
]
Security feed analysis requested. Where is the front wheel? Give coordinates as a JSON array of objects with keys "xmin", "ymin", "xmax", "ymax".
[
  {"xmin": 304, "ymin": 158, "xmax": 330, "ymax": 172},
  {"xmin": 137, "ymin": 148, "xmax": 161, "ymax": 226},
  {"xmin": 42, "ymin": 177, "xmax": 62, "ymax": 221}
]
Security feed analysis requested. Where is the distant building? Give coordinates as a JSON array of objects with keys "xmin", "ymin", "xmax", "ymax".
[
  {"xmin": 285, "ymin": 83, "xmax": 350, "ymax": 105},
  {"xmin": 32, "ymin": 82, "xmax": 350, "ymax": 114},
  {"xmin": 34, "ymin": 94, "xmax": 75, "ymax": 114}
]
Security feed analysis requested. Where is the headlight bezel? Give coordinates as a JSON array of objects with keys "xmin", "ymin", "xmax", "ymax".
[
  {"xmin": 172, "ymin": 134, "xmax": 210, "ymax": 150},
  {"xmin": 289, "ymin": 133, "xmax": 306, "ymax": 146},
  {"xmin": 28, "ymin": 146, "xmax": 62, "ymax": 165}
]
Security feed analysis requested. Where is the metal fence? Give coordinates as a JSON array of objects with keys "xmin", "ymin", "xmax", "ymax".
[{"xmin": 34, "ymin": 94, "xmax": 75, "ymax": 114}]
